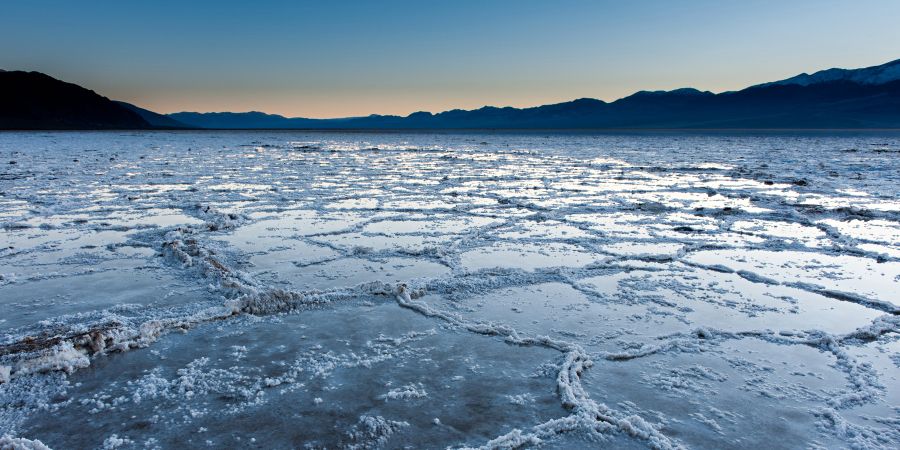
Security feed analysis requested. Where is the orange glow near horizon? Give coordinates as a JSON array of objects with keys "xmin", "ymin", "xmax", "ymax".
[{"xmin": 5, "ymin": 1, "xmax": 899, "ymax": 119}]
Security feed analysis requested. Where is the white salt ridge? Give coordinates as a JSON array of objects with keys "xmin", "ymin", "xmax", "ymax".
[
  {"xmin": 344, "ymin": 415, "xmax": 410, "ymax": 450},
  {"xmin": 12, "ymin": 342, "xmax": 89, "ymax": 377},
  {"xmin": 815, "ymin": 408, "xmax": 900, "ymax": 449},
  {"xmin": 0, "ymin": 435, "xmax": 52, "ymax": 450},
  {"xmin": 393, "ymin": 285, "xmax": 683, "ymax": 449},
  {"xmin": 1, "ymin": 207, "xmax": 395, "ymax": 381},
  {"xmin": 99, "ymin": 435, "xmax": 132, "ymax": 449},
  {"xmin": 69, "ymin": 323, "xmax": 440, "ymax": 433},
  {"xmin": 591, "ymin": 316, "xmax": 900, "ymax": 411},
  {"xmin": 2, "ymin": 132, "xmax": 899, "ymax": 448},
  {"xmin": 683, "ymin": 260, "xmax": 900, "ymax": 314},
  {"xmin": 378, "ymin": 383, "xmax": 428, "ymax": 401}
]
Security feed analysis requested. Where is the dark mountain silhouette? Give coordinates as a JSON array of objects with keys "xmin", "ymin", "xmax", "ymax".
[
  {"xmin": 3, "ymin": 59, "xmax": 900, "ymax": 130},
  {"xmin": 755, "ymin": 58, "xmax": 900, "ymax": 87},
  {"xmin": 168, "ymin": 59, "xmax": 900, "ymax": 130},
  {"xmin": 114, "ymin": 101, "xmax": 188, "ymax": 128},
  {"xmin": 0, "ymin": 71, "xmax": 150, "ymax": 129},
  {"xmin": 168, "ymin": 111, "xmax": 329, "ymax": 129}
]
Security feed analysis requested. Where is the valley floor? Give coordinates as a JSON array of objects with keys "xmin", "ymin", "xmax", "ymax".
[{"xmin": 1, "ymin": 131, "xmax": 899, "ymax": 449}]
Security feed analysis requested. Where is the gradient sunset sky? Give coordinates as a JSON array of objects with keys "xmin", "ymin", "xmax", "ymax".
[{"xmin": 3, "ymin": 0, "xmax": 899, "ymax": 118}]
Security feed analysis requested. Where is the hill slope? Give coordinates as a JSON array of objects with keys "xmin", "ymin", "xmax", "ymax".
[
  {"xmin": 115, "ymin": 101, "xmax": 188, "ymax": 128},
  {"xmin": 0, "ymin": 71, "xmax": 150, "ymax": 129}
]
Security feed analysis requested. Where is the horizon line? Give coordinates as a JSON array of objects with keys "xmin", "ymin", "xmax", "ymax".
[
  {"xmin": 6, "ymin": 56, "xmax": 896, "ymax": 119},
  {"xmin": 159, "ymin": 57, "xmax": 900, "ymax": 119}
]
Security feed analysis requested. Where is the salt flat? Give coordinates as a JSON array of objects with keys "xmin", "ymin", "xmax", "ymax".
[{"xmin": 1, "ymin": 131, "xmax": 899, "ymax": 449}]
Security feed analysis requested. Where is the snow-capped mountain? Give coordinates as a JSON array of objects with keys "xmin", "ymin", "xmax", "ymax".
[{"xmin": 759, "ymin": 58, "xmax": 900, "ymax": 87}]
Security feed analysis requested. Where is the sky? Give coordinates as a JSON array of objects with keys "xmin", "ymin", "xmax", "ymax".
[{"xmin": 2, "ymin": 0, "xmax": 899, "ymax": 118}]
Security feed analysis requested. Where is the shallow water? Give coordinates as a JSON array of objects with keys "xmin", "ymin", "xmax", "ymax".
[{"xmin": 1, "ymin": 131, "xmax": 899, "ymax": 449}]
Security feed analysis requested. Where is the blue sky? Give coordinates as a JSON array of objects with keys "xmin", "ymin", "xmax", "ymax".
[{"xmin": 2, "ymin": 0, "xmax": 899, "ymax": 117}]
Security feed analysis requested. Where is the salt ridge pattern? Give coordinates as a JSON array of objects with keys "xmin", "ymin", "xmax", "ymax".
[{"xmin": 1, "ymin": 131, "xmax": 899, "ymax": 449}]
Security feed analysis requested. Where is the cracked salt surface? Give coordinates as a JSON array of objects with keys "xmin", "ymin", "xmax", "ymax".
[{"xmin": 1, "ymin": 131, "xmax": 900, "ymax": 449}]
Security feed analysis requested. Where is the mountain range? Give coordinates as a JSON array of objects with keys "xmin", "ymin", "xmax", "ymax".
[
  {"xmin": 2, "ymin": 59, "xmax": 900, "ymax": 130},
  {"xmin": 0, "ymin": 70, "xmax": 150, "ymax": 129}
]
